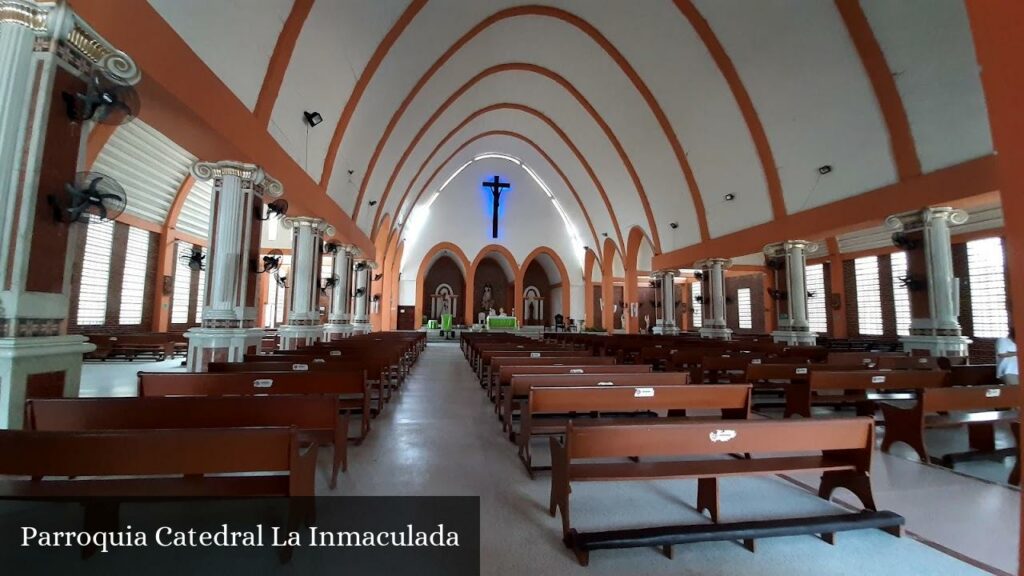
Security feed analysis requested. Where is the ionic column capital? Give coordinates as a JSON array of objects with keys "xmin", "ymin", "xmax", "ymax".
[
  {"xmin": 886, "ymin": 207, "xmax": 968, "ymax": 233},
  {"xmin": 763, "ymin": 240, "xmax": 819, "ymax": 258},
  {"xmin": 282, "ymin": 216, "xmax": 334, "ymax": 237},
  {"xmin": 694, "ymin": 257, "xmax": 731, "ymax": 270}
]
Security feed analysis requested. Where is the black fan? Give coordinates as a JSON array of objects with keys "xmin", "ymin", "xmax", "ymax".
[
  {"xmin": 807, "ymin": 290, "xmax": 817, "ymax": 299},
  {"xmin": 765, "ymin": 257, "xmax": 786, "ymax": 270},
  {"xmin": 694, "ymin": 295, "xmax": 704, "ymax": 304},
  {"xmin": 899, "ymin": 275, "xmax": 926, "ymax": 292},
  {"xmin": 767, "ymin": 288, "xmax": 788, "ymax": 301},
  {"xmin": 892, "ymin": 232, "xmax": 918, "ymax": 251},
  {"xmin": 260, "ymin": 199, "xmax": 289, "ymax": 220},
  {"xmin": 372, "ymin": 294, "xmax": 381, "ymax": 303},
  {"xmin": 693, "ymin": 271, "xmax": 704, "ymax": 280},
  {"xmin": 354, "ymin": 287, "xmax": 366, "ymax": 297},
  {"xmin": 373, "ymin": 273, "xmax": 384, "ymax": 281},
  {"xmin": 257, "ymin": 249, "xmax": 283, "ymax": 273},
  {"xmin": 320, "ymin": 275, "xmax": 340, "ymax": 294},
  {"xmin": 181, "ymin": 247, "xmax": 205, "ymax": 272},
  {"xmin": 62, "ymin": 70, "xmax": 140, "ymax": 125},
  {"xmin": 354, "ymin": 261, "xmax": 368, "ymax": 272},
  {"xmin": 274, "ymin": 272, "xmax": 288, "ymax": 288},
  {"xmin": 50, "ymin": 172, "xmax": 127, "ymax": 223},
  {"xmin": 323, "ymin": 241, "xmax": 340, "ymax": 254}
]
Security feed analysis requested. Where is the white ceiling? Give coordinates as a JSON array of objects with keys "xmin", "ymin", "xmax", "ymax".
[{"xmin": 141, "ymin": 0, "xmax": 994, "ymax": 266}]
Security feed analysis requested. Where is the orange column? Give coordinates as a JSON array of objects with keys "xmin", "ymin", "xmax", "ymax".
[{"xmin": 826, "ymin": 238, "xmax": 848, "ymax": 338}]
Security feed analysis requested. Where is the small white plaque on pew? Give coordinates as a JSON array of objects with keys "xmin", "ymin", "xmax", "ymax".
[
  {"xmin": 292, "ymin": 363, "xmax": 309, "ymax": 371},
  {"xmin": 330, "ymin": 350, "xmax": 342, "ymax": 356},
  {"xmin": 634, "ymin": 387, "xmax": 654, "ymax": 398},
  {"xmin": 986, "ymin": 388, "xmax": 1002, "ymax": 398},
  {"xmin": 530, "ymin": 352, "xmax": 541, "ymax": 358},
  {"xmin": 313, "ymin": 358, "xmax": 326, "ymax": 363},
  {"xmin": 862, "ymin": 359, "xmax": 873, "ymax": 365},
  {"xmin": 871, "ymin": 375, "xmax": 886, "ymax": 384},
  {"xmin": 597, "ymin": 381, "xmax": 614, "ymax": 386},
  {"xmin": 253, "ymin": 379, "xmax": 274, "ymax": 389},
  {"xmin": 570, "ymin": 369, "xmax": 584, "ymax": 374},
  {"xmin": 795, "ymin": 367, "xmax": 808, "ymax": 375},
  {"xmin": 751, "ymin": 359, "xmax": 762, "ymax": 364}
]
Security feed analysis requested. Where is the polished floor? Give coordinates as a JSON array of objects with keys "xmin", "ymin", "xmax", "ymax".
[{"xmin": 82, "ymin": 344, "xmax": 1019, "ymax": 575}]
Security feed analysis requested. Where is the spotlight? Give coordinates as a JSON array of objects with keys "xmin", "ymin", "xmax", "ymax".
[
  {"xmin": 303, "ymin": 111, "xmax": 323, "ymax": 127},
  {"xmin": 818, "ymin": 165, "xmax": 832, "ymax": 175},
  {"xmin": 601, "ymin": 232, "xmax": 608, "ymax": 238},
  {"xmin": 669, "ymin": 222, "xmax": 679, "ymax": 229},
  {"xmin": 368, "ymin": 200, "xmax": 378, "ymax": 206},
  {"xmin": 723, "ymin": 193, "xmax": 736, "ymax": 201}
]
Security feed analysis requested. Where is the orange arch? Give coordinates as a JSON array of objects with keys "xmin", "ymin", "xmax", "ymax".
[
  {"xmin": 415, "ymin": 241, "xmax": 472, "ymax": 330},
  {"xmin": 378, "ymin": 234, "xmax": 401, "ymax": 330},
  {"xmin": 338, "ymin": 6, "xmax": 708, "ymax": 243},
  {"xmin": 388, "ymin": 128, "xmax": 603, "ymax": 256},
  {"xmin": 583, "ymin": 247, "xmax": 599, "ymax": 329},
  {"xmin": 467, "ymin": 244, "xmax": 520, "ymax": 325},
  {"xmin": 601, "ymin": 237, "xmax": 621, "ymax": 334},
  {"xmin": 516, "ymin": 246, "xmax": 571, "ymax": 325},
  {"xmin": 369, "ymin": 63, "xmax": 661, "ymax": 251},
  {"xmin": 370, "ymin": 214, "xmax": 393, "ymax": 331},
  {"xmin": 387, "ymin": 104, "xmax": 625, "ymax": 252},
  {"xmin": 253, "ymin": 0, "xmax": 314, "ymax": 125}
]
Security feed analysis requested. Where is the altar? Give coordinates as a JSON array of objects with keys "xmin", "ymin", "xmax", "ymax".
[{"xmin": 486, "ymin": 316, "xmax": 518, "ymax": 330}]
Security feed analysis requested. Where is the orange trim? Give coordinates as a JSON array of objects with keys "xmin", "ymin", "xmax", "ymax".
[
  {"xmin": 175, "ymin": 231, "xmax": 208, "ymax": 248},
  {"xmin": 673, "ymin": 0, "xmax": 785, "ymax": 220},
  {"xmin": 808, "ymin": 226, "xmax": 1006, "ymax": 266},
  {"xmin": 370, "ymin": 63, "xmax": 660, "ymax": 251},
  {"xmin": 343, "ymin": 6, "xmax": 706, "ymax": 243},
  {"xmin": 624, "ymin": 227, "xmax": 652, "ymax": 333},
  {"xmin": 468, "ymin": 244, "xmax": 520, "ymax": 324},
  {"xmin": 84, "ymin": 123, "xmax": 117, "ymax": 170},
  {"xmin": 253, "ymin": 0, "xmax": 314, "ymax": 125},
  {"xmin": 388, "ymin": 241, "xmax": 404, "ymax": 330},
  {"xmin": 583, "ymin": 248, "xmax": 597, "ymax": 328},
  {"xmin": 165, "ymin": 175, "xmax": 195, "ymax": 231},
  {"xmin": 115, "ymin": 213, "xmax": 161, "ymax": 234},
  {"xmin": 601, "ymin": 238, "xmax": 619, "ymax": 334},
  {"xmin": 390, "ymin": 129, "xmax": 602, "ymax": 254},
  {"xmin": 835, "ymin": 0, "xmax": 921, "ymax": 179},
  {"xmin": 71, "ymin": 0, "xmax": 374, "ymax": 257},
  {"xmin": 516, "ymin": 246, "xmax": 571, "ymax": 324},
  {"xmin": 415, "ymin": 241, "xmax": 471, "ymax": 330},
  {"xmin": 370, "ymin": 214, "xmax": 392, "ymax": 332},
  {"xmin": 390, "ymin": 105, "xmax": 625, "ymax": 252},
  {"xmin": 320, "ymin": 0, "xmax": 428, "ymax": 188},
  {"xmin": 652, "ymin": 155, "xmax": 997, "ymax": 269}
]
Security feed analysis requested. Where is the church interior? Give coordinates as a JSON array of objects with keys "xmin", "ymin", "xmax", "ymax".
[{"xmin": 1, "ymin": 0, "xmax": 1023, "ymax": 574}]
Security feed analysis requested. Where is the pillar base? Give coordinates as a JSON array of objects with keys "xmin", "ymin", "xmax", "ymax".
[
  {"xmin": 772, "ymin": 330, "xmax": 818, "ymax": 346},
  {"xmin": 0, "ymin": 335, "xmax": 93, "ymax": 429},
  {"xmin": 185, "ymin": 327, "xmax": 264, "ymax": 371},
  {"xmin": 699, "ymin": 327, "xmax": 733, "ymax": 340},
  {"xmin": 323, "ymin": 323, "xmax": 356, "ymax": 341},
  {"xmin": 653, "ymin": 323, "xmax": 680, "ymax": 335},
  {"xmin": 278, "ymin": 324, "xmax": 324, "ymax": 350},
  {"xmin": 898, "ymin": 335, "xmax": 971, "ymax": 357},
  {"xmin": 351, "ymin": 320, "xmax": 372, "ymax": 335}
]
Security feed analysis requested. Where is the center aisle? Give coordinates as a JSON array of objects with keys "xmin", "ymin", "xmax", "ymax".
[{"xmin": 329, "ymin": 342, "xmax": 984, "ymax": 575}]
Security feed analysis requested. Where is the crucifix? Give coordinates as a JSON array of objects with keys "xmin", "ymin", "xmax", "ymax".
[{"xmin": 482, "ymin": 175, "xmax": 510, "ymax": 238}]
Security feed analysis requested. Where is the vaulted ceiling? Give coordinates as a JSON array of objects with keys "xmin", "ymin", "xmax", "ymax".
[{"xmin": 81, "ymin": 0, "xmax": 996, "ymax": 266}]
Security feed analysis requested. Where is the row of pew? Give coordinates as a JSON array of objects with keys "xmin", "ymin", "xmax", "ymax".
[
  {"xmin": 1, "ymin": 331, "xmax": 425, "ymax": 555},
  {"xmin": 461, "ymin": 331, "xmax": 1017, "ymax": 566}
]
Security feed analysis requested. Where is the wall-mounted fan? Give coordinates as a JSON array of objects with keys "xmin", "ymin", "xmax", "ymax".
[
  {"xmin": 323, "ymin": 241, "xmax": 340, "ymax": 254},
  {"xmin": 694, "ymin": 295, "xmax": 704, "ymax": 304},
  {"xmin": 899, "ymin": 275, "xmax": 926, "ymax": 292},
  {"xmin": 181, "ymin": 247, "xmax": 205, "ymax": 272},
  {"xmin": 354, "ymin": 261, "xmax": 368, "ymax": 272},
  {"xmin": 766, "ymin": 288, "xmax": 788, "ymax": 301},
  {"xmin": 371, "ymin": 294, "xmax": 381, "ymax": 303},
  {"xmin": 891, "ymin": 232, "xmax": 918, "ymax": 251},
  {"xmin": 354, "ymin": 287, "xmax": 366, "ymax": 297},
  {"xmin": 259, "ymin": 199, "xmax": 288, "ymax": 220},
  {"xmin": 257, "ymin": 249, "xmax": 283, "ymax": 274},
  {"xmin": 274, "ymin": 272, "xmax": 288, "ymax": 288},
  {"xmin": 373, "ymin": 273, "xmax": 384, "ymax": 281},
  {"xmin": 62, "ymin": 70, "xmax": 140, "ymax": 125},
  {"xmin": 693, "ymin": 271, "xmax": 704, "ymax": 280},
  {"xmin": 49, "ymin": 172, "xmax": 127, "ymax": 223},
  {"xmin": 320, "ymin": 275, "xmax": 339, "ymax": 294},
  {"xmin": 765, "ymin": 257, "xmax": 786, "ymax": 270}
]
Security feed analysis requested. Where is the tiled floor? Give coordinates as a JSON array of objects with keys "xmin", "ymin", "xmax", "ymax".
[{"xmin": 82, "ymin": 344, "xmax": 1019, "ymax": 575}]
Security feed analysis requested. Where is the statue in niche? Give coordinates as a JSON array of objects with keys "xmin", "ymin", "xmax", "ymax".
[{"xmin": 481, "ymin": 283, "xmax": 494, "ymax": 314}]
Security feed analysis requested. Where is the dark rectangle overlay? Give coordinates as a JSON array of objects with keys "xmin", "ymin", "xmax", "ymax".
[{"xmin": 0, "ymin": 496, "xmax": 479, "ymax": 575}]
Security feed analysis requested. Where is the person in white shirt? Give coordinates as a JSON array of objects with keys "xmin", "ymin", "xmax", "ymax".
[{"xmin": 995, "ymin": 328, "xmax": 1018, "ymax": 385}]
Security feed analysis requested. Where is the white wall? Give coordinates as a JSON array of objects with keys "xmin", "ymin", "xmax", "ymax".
[{"xmin": 398, "ymin": 157, "xmax": 584, "ymax": 306}]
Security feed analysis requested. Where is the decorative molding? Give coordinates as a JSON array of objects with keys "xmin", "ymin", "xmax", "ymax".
[
  {"xmin": 282, "ymin": 216, "xmax": 334, "ymax": 238},
  {"xmin": 885, "ymin": 207, "xmax": 969, "ymax": 233},
  {"xmin": 0, "ymin": 1, "xmax": 48, "ymax": 32},
  {"xmin": 763, "ymin": 240, "xmax": 819, "ymax": 259}
]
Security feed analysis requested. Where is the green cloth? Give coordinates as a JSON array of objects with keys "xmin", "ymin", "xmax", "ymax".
[
  {"xmin": 441, "ymin": 314, "xmax": 453, "ymax": 330},
  {"xmin": 426, "ymin": 320, "xmax": 439, "ymax": 329},
  {"xmin": 486, "ymin": 317, "xmax": 518, "ymax": 330}
]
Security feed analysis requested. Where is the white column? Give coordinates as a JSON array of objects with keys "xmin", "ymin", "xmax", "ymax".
[
  {"xmin": 0, "ymin": 17, "xmax": 36, "ymax": 245},
  {"xmin": 766, "ymin": 240, "xmax": 818, "ymax": 346},
  {"xmin": 886, "ymin": 207, "xmax": 971, "ymax": 356},
  {"xmin": 279, "ymin": 217, "xmax": 334, "ymax": 349},
  {"xmin": 324, "ymin": 245, "xmax": 354, "ymax": 339},
  {"xmin": 351, "ymin": 260, "xmax": 372, "ymax": 332},
  {"xmin": 653, "ymin": 269, "xmax": 679, "ymax": 335},
  {"xmin": 696, "ymin": 258, "xmax": 732, "ymax": 340},
  {"xmin": 186, "ymin": 162, "xmax": 283, "ymax": 370}
]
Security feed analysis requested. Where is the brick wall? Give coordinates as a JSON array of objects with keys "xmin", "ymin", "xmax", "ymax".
[{"xmin": 68, "ymin": 220, "xmax": 160, "ymax": 336}]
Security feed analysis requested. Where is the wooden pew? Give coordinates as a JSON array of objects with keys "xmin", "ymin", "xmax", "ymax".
[
  {"xmin": 238, "ymin": 355, "xmax": 394, "ymax": 413},
  {"xmin": 26, "ymin": 396, "xmax": 349, "ymax": 489},
  {"xmin": 481, "ymin": 351, "xmax": 593, "ymax": 394},
  {"xmin": 876, "ymin": 356, "xmax": 940, "ymax": 371},
  {"xmin": 137, "ymin": 371, "xmax": 372, "ymax": 440},
  {"xmin": 516, "ymin": 377, "xmax": 727, "ymax": 476},
  {"xmin": 786, "ymin": 370, "xmax": 949, "ymax": 418},
  {"xmin": 496, "ymin": 360, "xmax": 629, "ymax": 424},
  {"xmin": 490, "ymin": 356, "xmax": 617, "ymax": 409},
  {"xmin": 879, "ymin": 384, "xmax": 1020, "ymax": 466},
  {"xmin": 549, "ymin": 417, "xmax": 902, "ymax": 565},
  {"xmin": 948, "ymin": 364, "xmax": 999, "ymax": 386}
]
